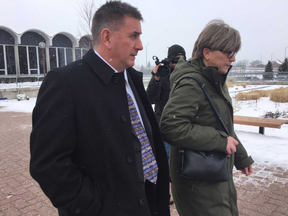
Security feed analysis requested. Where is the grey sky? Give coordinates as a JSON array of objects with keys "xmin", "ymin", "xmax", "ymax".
[{"xmin": 1, "ymin": 0, "xmax": 288, "ymax": 67}]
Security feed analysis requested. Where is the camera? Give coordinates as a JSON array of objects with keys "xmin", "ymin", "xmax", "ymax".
[{"xmin": 152, "ymin": 56, "xmax": 180, "ymax": 77}]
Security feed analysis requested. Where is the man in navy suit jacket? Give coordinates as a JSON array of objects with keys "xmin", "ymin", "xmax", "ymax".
[{"xmin": 30, "ymin": 1, "xmax": 170, "ymax": 216}]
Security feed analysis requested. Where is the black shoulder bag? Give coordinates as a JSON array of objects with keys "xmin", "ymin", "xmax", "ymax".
[{"xmin": 176, "ymin": 76, "xmax": 230, "ymax": 182}]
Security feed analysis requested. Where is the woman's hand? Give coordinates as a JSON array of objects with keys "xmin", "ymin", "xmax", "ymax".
[
  {"xmin": 240, "ymin": 165, "xmax": 253, "ymax": 176},
  {"xmin": 226, "ymin": 136, "xmax": 238, "ymax": 155}
]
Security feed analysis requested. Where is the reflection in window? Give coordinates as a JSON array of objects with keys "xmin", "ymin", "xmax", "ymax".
[
  {"xmin": 49, "ymin": 48, "xmax": 57, "ymax": 70},
  {"xmin": 75, "ymin": 49, "xmax": 81, "ymax": 60},
  {"xmin": 0, "ymin": 45, "xmax": 4, "ymax": 72},
  {"xmin": 0, "ymin": 45, "xmax": 4, "ymax": 75},
  {"xmin": 6, "ymin": 46, "xmax": 16, "ymax": 74},
  {"xmin": 29, "ymin": 47, "xmax": 37, "ymax": 69},
  {"xmin": 58, "ymin": 48, "xmax": 65, "ymax": 67},
  {"xmin": 19, "ymin": 46, "xmax": 28, "ymax": 74},
  {"xmin": 66, "ymin": 48, "xmax": 73, "ymax": 64},
  {"xmin": 82, "ymin": 49, "xmax": 88, "ymax": 56},
  {"xmin": 29, "ymin": 47, "xmax": 38, "ymax": 74}
]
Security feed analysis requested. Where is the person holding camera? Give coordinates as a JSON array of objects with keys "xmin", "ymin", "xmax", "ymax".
[
  {"xmin": 146, "ymin": 44, "xmax": 186, "ymax": 205},
  {"xmin": 146, "ymin": 44, "xmax": 186, "ymax": 156}
]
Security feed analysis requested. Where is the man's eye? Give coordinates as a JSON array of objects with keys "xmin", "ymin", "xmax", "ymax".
[{"xmin": 131, "ymin": 33, "xmax": 139, "ymax": 39}]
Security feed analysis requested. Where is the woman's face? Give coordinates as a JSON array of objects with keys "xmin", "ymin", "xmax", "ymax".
[{"xmin": 203, "ymin": 49, "xmax": 236, "ymax": 74}]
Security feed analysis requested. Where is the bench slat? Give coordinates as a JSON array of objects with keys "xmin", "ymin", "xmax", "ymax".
[{"xmin": 234, "ymin": 116, "xmax": 288, "ymax": 129}]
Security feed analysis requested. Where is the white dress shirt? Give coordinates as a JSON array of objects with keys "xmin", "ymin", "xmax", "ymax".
[{"xmin": 93, "ymin": 49, "xmax": 145, "ymax": 128}]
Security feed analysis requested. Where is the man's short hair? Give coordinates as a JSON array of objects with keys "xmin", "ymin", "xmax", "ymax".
[
  {"xmin": 92, "ymin": 1, "xmax": 143, "ymax": 45},
  {"xmin": 192, "ymin": 19, "xmax": 241, "ymax": 58}
]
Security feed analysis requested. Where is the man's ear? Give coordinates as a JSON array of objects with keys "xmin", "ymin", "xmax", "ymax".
[
  {"xmin": 101, "ymin": 28, "xmax": 112, "ymax": 50},
  {"xmin": 202, "ymin": 48, "xmax": 210, "ymax": 61}
]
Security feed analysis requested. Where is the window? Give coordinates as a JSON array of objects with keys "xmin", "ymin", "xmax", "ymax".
[
  {"xmin": 0, "ymin": 45, "xmax": 4, "ymax": 75},
  {"xmin": 29, "ymin": 47, "xmax": 38, "ymax": 74},
  {"xmin": 58, "ymin": 48, "xmax": 65, "ymax": 67},
  {"xmin": 66, "ymin": 48, "xmax": 73, "ymax": 64},
  {"xmin": 75, "ymin": 49, "xmax": 81, "ymax": 60},
  {"xmin": 19, "ymin": 46, "xmax": 28, "ymax": 74},
  {"xmin": 49, "ymin": 48, "xmax": 57, "ymax": 70},
  {"xmin": 82, "ymin": 49, "xmax": 88, "ymax": 56},
  {"xmin": 6, "ymin": 46, "xmax": 16, "ymax": 74}
]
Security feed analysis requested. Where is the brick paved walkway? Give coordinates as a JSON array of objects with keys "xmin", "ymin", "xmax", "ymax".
[
  {"xmin": 0, "ymin": 111, "xmax": 287, "ymax": 216},
  {"xmin": 0, "ymin": 112, "xmax": 58, "ymax": 216}
]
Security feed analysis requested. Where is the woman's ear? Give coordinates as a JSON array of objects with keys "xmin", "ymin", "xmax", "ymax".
[
  {"xmin": 101, "ymin": 28, "xmax": 112, "ymax": 50},
  {"xmin": 202, "ymin": 48, "xmax": 210, "ymax": 61}
]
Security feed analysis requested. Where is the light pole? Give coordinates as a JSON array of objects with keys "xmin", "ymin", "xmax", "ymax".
[
  {"xmin": 259, "ymin": 54, "xmax": 262, "ymax": 63},
  {"xmin": 145, "ymin": 43, "xmax": 149, "ymax": 69},
  {"xmin": 39, "ymin": 42, "xmax": 46, "ymax": 77},
  {"xmin": 285, "ymin": 46, "xmax": 288, "ymax": 59},
  {"xmin": 271, "ymin": 52, "xmax": 275, "ymax": 62}
]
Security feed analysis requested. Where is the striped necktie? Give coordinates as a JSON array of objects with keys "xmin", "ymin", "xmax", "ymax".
[{"xmin": 127, "ymin": 92, "xmax": 158, "ymax": 184}]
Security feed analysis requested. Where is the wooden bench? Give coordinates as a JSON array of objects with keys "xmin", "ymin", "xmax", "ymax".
[{"xmin": 234, "ymin": 115, "xmax": 288, "ymax": 134}]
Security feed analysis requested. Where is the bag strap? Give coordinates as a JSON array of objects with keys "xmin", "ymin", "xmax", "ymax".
[{"xmin": 173, "ymin": 75, "xmax": 230, "ymax": 136}]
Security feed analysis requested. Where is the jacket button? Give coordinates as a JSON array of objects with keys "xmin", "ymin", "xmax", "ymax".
[
  {"xmin": 139, "ymin": 199, "xmax": 145, "ymax": 206},
  {"xmin": 126, "ymin": 157, "xmax": 132, "ymax": 163},
  {"xmin": 122, "ymin": 115, "xmax": 127, "ymax": 122},
  {"xmin": 74, "ymin": 208, "xmax": 81, "ymax": 214},
  {"xmin": 113, "ymin": 76, "xmax": 119, "ymax": 83}
]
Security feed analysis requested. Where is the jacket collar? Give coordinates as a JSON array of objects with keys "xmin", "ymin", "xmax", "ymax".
[
  {"xmin": 83, "ymin": 49, "xmax": 144, "ymax": 87},
  {"xmin": 191, "ymin": 57, "xmax": 231, "ymax": 87},
  {"xmin": 83, "ymin": 49, "xmax": 115, "ymax": 84}
]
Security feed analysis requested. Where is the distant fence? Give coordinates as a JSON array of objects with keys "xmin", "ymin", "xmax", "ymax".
[
  {"xmin": 2, "ymin": 72, "xmax": 288, "ymax": 86},
  {"xmin": 143, "ymin": 71, "xmax": 288, "ymax": 85},
  {"xmin": 0, "ymin": 75, "xmax": 44, "ymax": 85},
  {"xmin": 228, "ymin": 71, "xmax": 288, "ymax": 82}
]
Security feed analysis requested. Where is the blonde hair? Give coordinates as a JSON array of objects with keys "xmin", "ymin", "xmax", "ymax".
[{"xmin": 192, "ymin": 19, "xmax": 241, "ymax": 58}]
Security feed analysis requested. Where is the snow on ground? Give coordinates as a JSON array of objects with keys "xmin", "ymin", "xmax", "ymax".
[
  {"xmin": 0, "ymin": 98, "xmax": 36, "ymax": 113},
  {"xmin": 0, "ymin": 81, "xmax": 42, "ymax": 89},
  {"xmin": 0, "ymin": 83, "xmax": 288, "ymax": 171}
]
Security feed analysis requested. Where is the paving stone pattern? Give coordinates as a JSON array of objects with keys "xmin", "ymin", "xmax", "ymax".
[{"xmin": 0, "ymin": 111, "xmax": 287, "ymax": 216}]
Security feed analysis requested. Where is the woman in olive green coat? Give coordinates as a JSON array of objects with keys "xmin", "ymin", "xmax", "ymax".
[{"xmin": 160, "ymin": 20, "xmax": 254, "ymax": 216}]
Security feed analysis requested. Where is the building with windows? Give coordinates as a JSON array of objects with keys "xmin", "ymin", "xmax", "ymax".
[{"xmin": 0, "ymin": 26, "xmax": 92, "ymax": 78}]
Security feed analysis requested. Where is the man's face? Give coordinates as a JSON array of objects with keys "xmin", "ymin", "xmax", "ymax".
[
  {"xmin": 109, "ymin": 16, "xmax": 143, "ymax": 72},
  {"xmin": 169, "ymin": 55, "xmax": 185, "ymax": 69}
]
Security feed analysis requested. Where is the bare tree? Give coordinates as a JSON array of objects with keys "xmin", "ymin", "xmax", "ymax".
[
  {"xmin": 76, "ymin": 0, "xmax": 106, "ymax": 49},
  {"xmin": 235, "ymin": 59, "xmax": 249, "ymax": 67},
  {"xmin": 250, "ymin": 60, "xmax": 262, "ymax": 67},
  {"xmin": 76, "ymin": 0, "xmax": 98, "ymax": 35}
]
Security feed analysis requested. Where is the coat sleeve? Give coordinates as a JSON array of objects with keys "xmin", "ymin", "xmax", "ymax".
[
  {"xmin": 233, "ymin": 132, "xmax": 254, "ymax": 170},
  {"xmin": 146, "ymin": 75, "xmax": 162, "ymax": 104},
  {"xmin": 160, "ymin": 78, "xmax": 228, "ymax": 152},
  {"xmin": 30, "ymin": 71, "xmax": 102, "ymax": 215}
]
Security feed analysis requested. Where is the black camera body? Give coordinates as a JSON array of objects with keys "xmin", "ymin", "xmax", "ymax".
[{"xmin": 152, "ymin": 56, "xmax": 180, "ymax": 77}]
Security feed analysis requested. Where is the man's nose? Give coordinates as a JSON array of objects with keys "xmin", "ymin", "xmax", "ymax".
[{"xmin": 136, "ymin": 38, "xmax": 143, "ymax": 51}]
